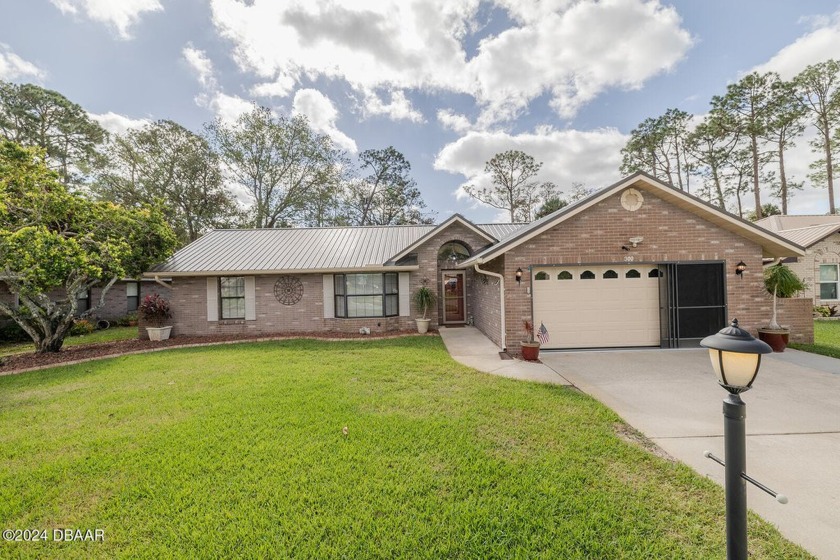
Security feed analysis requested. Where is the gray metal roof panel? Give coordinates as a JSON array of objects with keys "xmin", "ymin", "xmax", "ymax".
[
  {"xmin": 150, "ymin": 225, "xmax": 439, "ymax": 274},
  {"xmin": 773, "ymin": 224, "xmax": 840, "ymax": 247}
]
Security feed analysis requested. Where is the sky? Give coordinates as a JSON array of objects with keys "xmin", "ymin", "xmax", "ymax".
[{"xmin": 2, "ymin": 0, "xmax": 840, "ymax": 223}]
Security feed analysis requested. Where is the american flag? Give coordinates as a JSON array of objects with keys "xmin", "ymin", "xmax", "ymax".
[{"xmin": 537, "ymin": 322, "xmax": 549, "ymax": 345}]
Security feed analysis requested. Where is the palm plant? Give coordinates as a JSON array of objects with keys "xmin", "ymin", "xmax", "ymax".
[
  {"xmin": 413, "ymin": 284, "xmax": 437, "ymax": 320},
  {"xmin": 764, "ymin": 262, "xmax": 805, "ymax": 330}
]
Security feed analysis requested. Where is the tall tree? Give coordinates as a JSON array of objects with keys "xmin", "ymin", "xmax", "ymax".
[
  {"xmin": 0, "ymin": 81, "xmax": 106, "ymax": 187},
  {"xmin": 0, "ymin": 141, "xmax": 176, "ymax": 353},
  {"xmin": 621, "ymin": 108, "xmax": 693, "ymax": 191},
  {"xmin": 686, "ymin": 110, "xmax": 741, "ymax": 209},
  {"xmin": 207, "ymin": 106, "xmax": 344, "ymax": 228},
  {"xmin": 343, "ymin": 147, "xmax": 433, "ymax": 225},
  {"xmin": 92, "ymin": 120, "xmax": 241, "ymax": 245},
  {"xmin": 794, "ymin": 59, "xmax": 840, "ymax": 214},
  {"xmin": 463, "ymin": 150, "xmax": 548, "ymax": 222},
  {"xmin": 763, "ymin": 79, "xmax": 806, "ymax": 214},
  {"xmin": 712, "ymin": 72, "xmax": 779, "ymax": 220}
]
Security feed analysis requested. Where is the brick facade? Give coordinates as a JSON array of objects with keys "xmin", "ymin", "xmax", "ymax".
[
  {"xmin": 494, "ymin": 186, "xmax": 813, "ymax": 354},
  {"xmin": 783, "ymin": 232, "xmax": 840, "ymax": 306}
]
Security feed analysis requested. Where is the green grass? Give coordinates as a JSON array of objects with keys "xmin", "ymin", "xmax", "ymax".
[
  {"xmin": 790, "ymin": 320, "xmax": 840, "ymax": 358},
  {"xmin": 0, "ymin": 327, "xmax": 138, "ymax": 357},
  {"xmin": 0, "ymin": 337, "xmax": 811, "ymax": 559}
]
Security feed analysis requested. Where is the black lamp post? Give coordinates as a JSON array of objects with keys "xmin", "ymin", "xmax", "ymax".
[{"xmin": 700, "ymin": 319, "xmax": 772, "ymax": 560}]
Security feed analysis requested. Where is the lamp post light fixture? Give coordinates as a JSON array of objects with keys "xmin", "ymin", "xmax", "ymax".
[
  {"xmin": 700, "ymin": 319, "xmax": 778, "ymax": 560},
  {"xmin": 735, "ymin": 261, "xmax": 747, "ymax": 277},
  {"xmin": 515, "ymin": 267, "xmax": 523, "ymax": 284}
]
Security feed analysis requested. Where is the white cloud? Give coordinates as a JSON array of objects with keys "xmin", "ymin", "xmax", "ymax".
[
  {"xmin": 251, "ymin": 75, "xmax": 296, "ymax": 99},
  {"xmin": 434, "ymin": 126, "xmax": 627, "ymax": 211},
  {"xmin": 50, "ymin": 0, "xmax": 163, "ymax": 39},
  {"xmin": 752, "ymin": 11, "xmax": 840, "ymax": 79},
  {"xmin": 0, "ymin": 44, "xmax": 44, "ymax": 81},
  {"xmin": 182, "ymin": 45, "xmax": 216, "ymax": 89},
  {"xmin": 361, "ymin": 89, "xmax": 424, "ymax": 123},
  {"xmin": 292, "ymin": 88, "xmax": 357, "ymax": 152},
  {"xmin": 437, "ymin": 109, "xmax": 473, "ymax": 134},
  {"xmin": 89, "ymin": 111, "xmax": 150, "ymax": 135},
  {"xmin": 209, "ymin": 0, "xmax": 691, "ymax": 124},
  {"xmin": 208, "ymin": 92, "xmax": 253, "ymax": 124}
]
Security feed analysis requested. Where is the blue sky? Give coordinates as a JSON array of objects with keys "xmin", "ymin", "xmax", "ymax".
[{"xmin": 2, "ymin": 0, "xmax": 840, "ymax": 222}]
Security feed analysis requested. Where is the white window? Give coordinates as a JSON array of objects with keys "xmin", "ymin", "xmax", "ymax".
[
  {"xmin": 820, "ymin": 265, "xmax": 839, "ymax": 300},
  {"xmin": 126, "ymin": 281, "xmax": 140, "ymax": 312},
  {"xmin": 220, "ymin": 277, "xmax": 246, "ymax": 319},
  {"xmin": 334, "ymin": 273, "xmax": 399, "ymax": 318}
]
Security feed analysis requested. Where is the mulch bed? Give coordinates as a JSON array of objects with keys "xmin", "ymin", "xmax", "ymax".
[{"xmin": 0, "ymin": 330, "xmax": 431, "ymax": 375}]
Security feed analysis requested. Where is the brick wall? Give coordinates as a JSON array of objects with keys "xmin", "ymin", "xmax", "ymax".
[
  {"xmin": 495, "ymin": 186, "xmax": 809, "ymax": 354},
  {"xmin": 785, "ymin": 233, "xmax": 840, "ymax": 306},
  {"xmin": 773, "ymin": 297, "xmax": 814, "ymax": 344},
  {"xmin": 469, "ymin": 256, "xmax": 505, "ymax": 347}
]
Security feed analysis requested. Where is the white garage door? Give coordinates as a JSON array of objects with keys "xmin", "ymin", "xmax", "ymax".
[{"xmin": 532, "ymin": 265, "xmax": 660, "ymax": 349}]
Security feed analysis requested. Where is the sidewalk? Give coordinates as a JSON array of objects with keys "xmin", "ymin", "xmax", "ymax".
[{"xmin": 438, "ymin": 326, "xmax": 572, "ymax": 386}]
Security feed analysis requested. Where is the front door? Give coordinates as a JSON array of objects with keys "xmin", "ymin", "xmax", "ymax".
[{"xmin": 442, "ymin": 271, "xmax": 466, "ymax": 324}]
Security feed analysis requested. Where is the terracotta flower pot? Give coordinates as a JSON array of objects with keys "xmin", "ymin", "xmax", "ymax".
[
  {"xmin": 757, "ymin": 328, "xmax": 789, "ymax": 352},
  {"xmin": 521, "ymin": 341, "xmax": 540, "ymax": 361}
]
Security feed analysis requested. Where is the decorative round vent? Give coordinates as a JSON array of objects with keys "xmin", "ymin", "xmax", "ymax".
[
  {"xmin": 621, "ymin": 188, "xmax": 644, "ymax": 211},
  {"xmin": 274, "ymin": 276, "xmax": 303, "ymax": 305}
]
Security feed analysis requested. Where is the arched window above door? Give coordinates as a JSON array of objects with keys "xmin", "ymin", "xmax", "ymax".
[{"xmin": 438, "ymin": 241, "xmax": 471, "ymax": 264}]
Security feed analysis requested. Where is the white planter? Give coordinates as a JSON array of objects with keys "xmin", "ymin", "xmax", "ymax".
[
  {"xmin": 146, "ymin": 326, "xmax": 172, "ymax": 341},
  {"xmin": 415, "ymin": 318, "xmax": 431, "ymax": 334}
]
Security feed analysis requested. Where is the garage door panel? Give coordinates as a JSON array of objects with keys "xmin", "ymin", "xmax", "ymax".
[{"xmin": 532, "ymin": 265, "xmax": 660, "ymax": 349}]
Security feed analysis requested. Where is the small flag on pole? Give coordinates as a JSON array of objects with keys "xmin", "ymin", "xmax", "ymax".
[{"xmin": 537, "ymin": 322, "xmax": 549, "ymax": 345}]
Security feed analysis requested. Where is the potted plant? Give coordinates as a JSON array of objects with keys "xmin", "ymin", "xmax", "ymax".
[
  {"xmin": 412, "ymin": 281, "xmax": 437, "ymax": 334},
  {"xmin": 758, "ymin": 261, "xmax": 806, "ymax": 352},
  {"xmin": 139, "ymin": 293, "xmax": 173, "ymax": 341},
  {"xmin": 521, "ymin": 320, "xmax": 540, "ymax": 361}
]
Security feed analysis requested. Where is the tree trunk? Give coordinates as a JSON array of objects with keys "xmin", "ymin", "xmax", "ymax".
[
  {"xmin": 769, "ymin": 285, "xmax": 780, "ymax": 330},
  {"xmin": 825, "ymin": 136, "xmax": 836, "ymax": 214},
  {"xmin": 779, "ymin": 144, "xmax": 788, "ymax": 215},
  {"xmin": 751, "ymin": 136, "xmax": 762, "ymax": 219},
  {"xmin": 713, "ymin": 167, "xmax": 725, "ymax": 209}
]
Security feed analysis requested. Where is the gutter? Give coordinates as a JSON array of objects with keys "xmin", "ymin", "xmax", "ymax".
[
  {"xmin": 153, "ymin": 275, "xmax": 170, "ymax": 289},
  {"xmin": 473, "ymin": 261, "xmax": 506, "ymax": 351}
]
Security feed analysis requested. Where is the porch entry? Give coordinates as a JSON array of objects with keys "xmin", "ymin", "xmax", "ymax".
[
  {"xmin": 658, "ymin": 262, "xmax": 727, "ymax": 348},
  {"xmin": 442, "ymin": 271, "xmax": 466, "ymax": 324}
]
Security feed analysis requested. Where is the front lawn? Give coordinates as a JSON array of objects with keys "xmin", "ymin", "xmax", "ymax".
[
  {"xmin": 0, "ymin": 338, "xmax": 811, "ymax": 559},
  {"xmin": 790, "ymin": 320, "xmax": 840, "ymax": 358},
  {"xmin": 0, "ymin": 326, "xmax": 138, "ymax": 357}
]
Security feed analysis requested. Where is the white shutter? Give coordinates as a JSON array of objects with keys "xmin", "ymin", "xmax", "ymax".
[
  {"xmin": 399, "ymin": 273, "xmax": 410, "ymax": 317},
  {"xmin": 206, "ymin": 277, "xmax": 218, "ymax": 321},
  {"xmin": 244, "ymin": 277, "xmax": 256, "ymax": 320},
  {"xmin": 323, "ymin": 274, "xmax": 335, "ymax": 318}
]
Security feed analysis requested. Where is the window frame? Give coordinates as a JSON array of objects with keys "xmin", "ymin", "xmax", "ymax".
[
  {"xmin": 126, "ymin": 281, "xmax": 140, "ymax": 312},
  {"xmin": 334, "ymin": 273, "xmax": 399, "ymax": 318},
  {"xmin": 219, "ymin": 276, "xmax": 246, "ymax": 320},
  {"xmin": 819, "ymin": 264, "xmax": 839, "ymax": 300}
]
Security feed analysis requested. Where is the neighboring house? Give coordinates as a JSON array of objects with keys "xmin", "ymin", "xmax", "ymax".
[
  {"xmin": 145, "ymin": 172, "xmax": 813, "ymax": 351},
  {"xmin": 755, "ymin": 214, "xmax": 840, "ymax": 307}
]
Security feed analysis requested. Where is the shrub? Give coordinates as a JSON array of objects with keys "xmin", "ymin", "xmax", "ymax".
[
  {"xmin": 115, "ymin": 312, "xmax": 139, "ymax": 327},
  {"xmin": 139, "ymin": 294, "xmax": 172, "ymax": 328},
  {"xmin": 814, "ymin": 306, "xmax": 831, "ymax": 317},
  {"xmin": 0, "ymin": 322, "xmax": 30, "ymax": 342},
  {"xmin": 70, "ymin": 319, "xmax": 95, "ymax": 336}
]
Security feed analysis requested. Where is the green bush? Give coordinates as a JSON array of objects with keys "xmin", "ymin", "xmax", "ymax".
[
  {"xmin": 114, "ymin": 312, "xmax": 138, "ymax": 327},
  {"xmin": 70, "ymin": 319, "xmax": 95, "ymax": 336},
  {"xmin": 815, "ymin": 306, "xmax": 832, "ymax": 317},
  {"xmin": 0, "ymin": 322, "xmax": 29, "ymax": 342}
]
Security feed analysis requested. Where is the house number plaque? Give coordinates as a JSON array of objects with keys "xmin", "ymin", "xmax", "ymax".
[{"xmin": 274, "ymin": 276, "xmax": 304, "ymax": 305}]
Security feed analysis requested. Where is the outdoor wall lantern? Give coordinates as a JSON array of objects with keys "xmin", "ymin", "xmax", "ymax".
[
  {"xmin": 515, "ymin": 268, "xmax": 523, "ymax": 284},
  {"xmin": 700, "ymin": 319, "xmax": 786, "ymax": 560},
  {"xmin": 735, "ymin": 261, "xmax": 747, "ymax": 277}
]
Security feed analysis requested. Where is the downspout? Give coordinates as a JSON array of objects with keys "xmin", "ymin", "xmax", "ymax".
[
  {"xmin": 153, "ymin": 275, "xmax": 170, "ymax": 289},
  {"xmin": 473, "ymin": 262, "xmax": 506, "ymax": 351}
]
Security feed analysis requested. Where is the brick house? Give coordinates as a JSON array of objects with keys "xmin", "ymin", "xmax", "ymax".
[
  {"xmin": 145, "ymin": 172, "xmax": 813, "ymax": 350},
  {"xmin": 755, "ymin": 214, "xmax": 840, "ymax": 308}
]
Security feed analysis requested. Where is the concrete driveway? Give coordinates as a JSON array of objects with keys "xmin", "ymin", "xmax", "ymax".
[{"xmin": 540, "ymin": 348, "xmax": 840, "ymax": 560}]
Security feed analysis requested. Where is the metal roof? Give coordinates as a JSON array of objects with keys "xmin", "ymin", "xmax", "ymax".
[
  {"xmin": 147, "ymin": 221, "xmax": 526, "ymax": 275},
  {"xmin": 771, "ymin": 223, "xmax": 840, "ymax": 248},
  {"xmin": 755, "ymin": 214, "xmax": 840, "ymax": 232}
]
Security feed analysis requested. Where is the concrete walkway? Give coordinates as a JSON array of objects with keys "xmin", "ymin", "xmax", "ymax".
[
  {"xmin": 439, "ymin": 326, "xmax": 839, "ymax": 560},
  {"xmin": 438, "ymin": 326, "xmax": 571, "ymax": 386}
]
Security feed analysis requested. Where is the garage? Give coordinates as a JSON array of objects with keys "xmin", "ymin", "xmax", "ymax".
[{"xmin": 531, "ymin": 265, "xmax": 661, "ymax": 349}]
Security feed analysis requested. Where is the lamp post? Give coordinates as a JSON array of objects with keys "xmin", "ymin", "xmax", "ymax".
[{"xmin": 700, "ymin": 319, "xmax": 772, "ymax": 560}]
